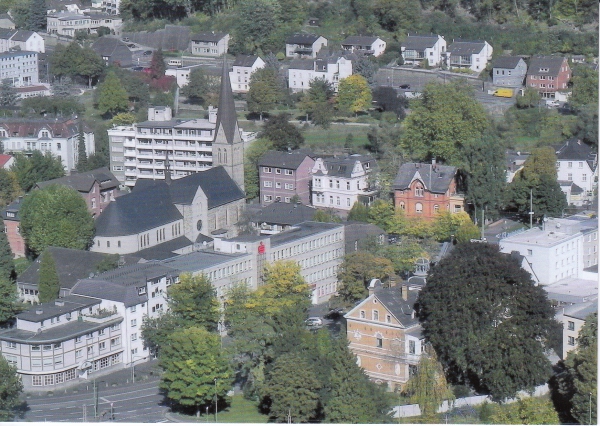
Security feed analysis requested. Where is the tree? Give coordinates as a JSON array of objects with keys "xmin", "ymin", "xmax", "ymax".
[
  {"xmin": 404, "ymin": 344, "xmax": 454, "ymax": 418},
  {"xmin": 10, "ymin": 151, "xmax": 64, "ymax": 192},
  {"xmin": 0, "ymin": 79, "xmax": 17, "ymax": 107},
  {"xmin": 313, "ymin": 209, "xmax": 341, "ymax": 223},
  {"xmin": 20, "ymin": 185, "xmax": 95, "ymax": 257},
  {"xmin": 0, "ymin": 216, "xmax": 14, "ymax": 281},
  {"xmin": 26, "ymin": 0, "xmax": 46, "ymax": 31},
  {"xmin": 417, "ymin": 243, "xmax": 560, "ymax": 401},
  {"xmin": 149, "ymin": 49, "xmax": 166, "ymax": 80},
  {"xmin": 372, "ymin": 86, "xmax": 407, "ymax": 119},
  {"xmin": 337, "ymin": 75, "xmax": 372, "ymax": 116},
  {"xmin": 401, "ymin": 82, "xmax": 488, "ymax": 164},
  {"xmin": 260, "ymin": 113, "xmax": 304, "ymax": 151},
  {"xmin": 570, "ymin": 64, "xmax": 598, "ymax": 110},
  {"xmin": 347, "ymin": 201, "xmax": 369, "ymax": 222},
  {"xmin": 337, "ymin": 251, "xmax": 394, "ymax": 304},
  {"xmin": 431, "ymin": 211, "xmax": 478, "ymax": 242},
  {"xmin": 52, "ymin": 77, "xmax": 73, "ymax": 98},
  {"xmin": 111, "ymin": 112, "xmax": 137, "ymax": 126},
  {"xmin": 0, "ymin": 169, "xmax": 20, "ymax": 208},
  {"xmin": 256, "ymin": 261, "xmax": 311, "ymax": 316},
  {"xmin": 78, "ymin": 48, "xmax": 105, "ymax": 88},
  {"xmin": 97, "ymin": 71, "xmax": 129, "ymax": 118},
  {"xmin": 141, "ymin": 312, "xmax": 179, "ymax": 358},
  {"xmin": 244, "ymin": 138, "xmax": 273, "ymax": 200},
  {"xmin": 159, "ymin": 327, "xmax": 233, "ymax": 417},
  {"xmin": 76, "ymin": 129, "xmax": 88, "ymax": 172},
  {"xmin": 181, "ymin": 68, "xmax": 211, "ymax": 105},
  {"xmin": 489, "ymin": 397, "xmax": 560, "ymax": 424},
  {"xmin": 262, "ymin": 352, "xmax": 321, "ymax": 423},
  {"xmin": 232, "ymin": 0, "xmax": 281, "ymax": 54},
  {"xmin": 353, "ymin": 56, "xmax": 378, "ymax": 84},
  {"xmin": 95, "ymin": 254, "xmax": 119, "ymax": 273},
  {"xmin": 298, "ymin": 77, "xmax": 334, "ymax": 128},
  {"xmin": 168, "ymin": 273, "xmax": 219, "ymax": 332},
  {"xmin": 38, "ymin": 250, "xmax": 60, "ymax": 303},
  {"xmin": 0, "ymin": 356, "xmax": 23, "ymax": 421},
  {"xmin": 372, "ymin": 0, "xmax": 422, "ymax": 32},
  {"xmin": 247, "ymin": 67, "xmax": 283, "ymax": 120},
  {"xmin": 516, "ymin": 87, "xmax": 542, "ymax": 109},
  {"xmin": 0, "ymin": 276, "xmax": 19, "ymax": 324}
]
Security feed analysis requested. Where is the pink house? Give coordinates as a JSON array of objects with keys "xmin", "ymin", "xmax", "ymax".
[
  {"xmin": 258, "ymin": 150, "xmax": 315, "ymax": 206},
  {"xmin": 2, "ymin": 197, "xmax": 25, "ymax": 258}
]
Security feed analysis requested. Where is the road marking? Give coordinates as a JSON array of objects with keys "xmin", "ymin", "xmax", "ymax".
[{"xmin": 100, "ymin": 397, "xmax": 111, "ymax": 403}]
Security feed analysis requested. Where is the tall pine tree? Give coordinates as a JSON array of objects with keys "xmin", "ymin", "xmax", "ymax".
[
  {"xmin": 38, "ymin": 250, "xmax": 60, "ymax": 303},
  {"xmin": 27, "ymin": 0, "xmax": 47, "ymax": 31},
  {"xmin": 0, "ymin": 217, "xmax": 14, "ymax": 281},
  {"xmin": 76, "ymin": 127, "xmax": 88, "ymax": 172},
  {"xmin": 0, "ymin": 277, "xmax": 19, "ymax": 323}
]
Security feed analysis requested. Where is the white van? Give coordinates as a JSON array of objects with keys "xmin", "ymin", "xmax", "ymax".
[{"xmin": 168, "ymin": 59, "xmax": 182, "ymax": 68}]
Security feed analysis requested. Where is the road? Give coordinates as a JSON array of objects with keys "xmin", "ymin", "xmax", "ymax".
[{"xmin": 19, "ymin": 370, "xmax": 170, "ymax": 422}]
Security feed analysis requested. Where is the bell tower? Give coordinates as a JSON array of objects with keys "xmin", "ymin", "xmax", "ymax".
[{"xmin": 212, "ymin": 58, "xmax": 245, "ymax": 191}]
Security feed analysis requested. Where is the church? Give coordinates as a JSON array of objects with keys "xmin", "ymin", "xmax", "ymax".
[{"xmin": 91, "ymin": 61, "xmax": 247, "ymax": 257}]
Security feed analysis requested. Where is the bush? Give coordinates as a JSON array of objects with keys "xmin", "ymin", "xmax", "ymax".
[{"xmin": 452, "ymin": 385, "xmax": 471, "ymax": 398}]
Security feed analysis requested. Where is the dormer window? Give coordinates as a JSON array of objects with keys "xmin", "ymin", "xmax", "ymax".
[
  {"xmin": 137, "ymin": 287, "xmax": 146, "ymax": 295},
  {"xmin": 539, "ymin": 67, "xmax": 549, "ymax": 72}
]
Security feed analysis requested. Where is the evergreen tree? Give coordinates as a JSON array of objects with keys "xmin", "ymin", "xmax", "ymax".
[
  {"xmin": 149, "ymin": 49, "xmax": 166, "ymax": 80},
  {"xmin": 76, "ymin": 128, "xmax": 88, "ymax": 172},
  {"xmin": 38, "ymin": 250, "xmax": 60, "ymax": 303},
  {"xmin": 298, "ymin": 77, "xmax": 335, "ymax": 128},
  {"xmin": 0, "ymin": 277, "xmax": 19, "ymax": 323},
  {"xmin": 27, "ymin": 0, "xmax": 47, "ymax": 31},
  {"xmin": 52, "ymin": 77, "xmax": 72, "ymax": 98},
  {"xmin": 97, "ymin": 71, "xmax": 129, "ymax": 118},
  {"xmin": 244, "ymin": 138, "xmax": 273, "ymax": 200},
  {"xmin": 0, "ymin": 79, "xmax": 18, "ymax": 107},
  {"xmin": 0, "ymin": 217, "xmax": 14, "ymax": 281},
  {"xmin": 181, "ymin": 68, "xmax": 210, "ymax": 105},
  {"xmin": 0, "ymin": 355, "xmax": 23, "ymax": 421}
]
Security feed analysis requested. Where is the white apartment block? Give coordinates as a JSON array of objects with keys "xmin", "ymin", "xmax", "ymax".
[
  {"xmin": 46, "ymin": 12, "xmax": 122, "ymax": 37},
  {"xmin": 555, "ymin": 138, "xmax": 598, "ymax": 205},
  {"xmin": 229, "ymin": 55, "xmax": 265, "ymax": 93},
  {"xmin": 102, "ymin": 0, "xmax": 120, "ymax": 15},
  {"xmin": 0, "ymin": 30, "xmax": 44, "ymax": 53},
  {"xmin": 0, "ymin": 51, "xmax": 38, "ymax": 87},
  {"xmin": 288, "ymin": 55, "xmax": 352, "ymax": 93},
  {"xmin": 0, "ymin": 118, "xmax": 95, "ymax": 172},
  {"xmin": 311, "ymin": 155, "xmax": 377, "ymax": 211}
]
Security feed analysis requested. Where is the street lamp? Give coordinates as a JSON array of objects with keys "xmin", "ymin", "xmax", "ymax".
[
  {"xmin": 93, "ymin": 379, "xmax": 106, "ymax": 419},
  {"xmin": 214, "ymin": 378, "xmax": 218, "ymax": 423},
  {"xmin": 131, "ymin": 354, "xmax": 145, "ymax": 384}
]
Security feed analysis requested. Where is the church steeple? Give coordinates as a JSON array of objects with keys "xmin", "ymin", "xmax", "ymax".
[{"xmin": 213, "ymin": 57, "xmax": 245, "ymax": 191}]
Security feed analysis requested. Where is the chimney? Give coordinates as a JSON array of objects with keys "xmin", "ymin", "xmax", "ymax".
[
  {"xmin": 401, "ymin": 284, "xmax": 408, "ymax": 301},
  {"xmin": 368, "ymin": 278, "xmax": 381, "ymax": 296}
]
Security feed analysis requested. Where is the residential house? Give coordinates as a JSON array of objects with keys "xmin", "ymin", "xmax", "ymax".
[
  {"xmin": 526, "ymin": 56, "xmax": 571, "ymax": 99},
  {"xmin": 35, "ymin": 167, "xmax": 121, "ymax": 217},
  {"xmin": 505, "ymin": 150, "xmax": 530, "ymax": 183},
  {"xmin": 16, "ymin": 85, "xmax": 51, "ymax": 99},
  {"xmin": 393, "ymin": 161, "xmax": 465, "ymax": 220},
  {"xmin": 0, "ymin": 29, "xmax": 45, "ymax": 53},
  {"xmin": 555, "ymin": 138, "xmax": 597, "ymax": 206},
  {"xmin": 2, "ymin": 197, "xmax": 25, "ymax": 258},
  {"xmin": 345, "ymin": 280, "xmax": 425, "ymax": 391},
  {"xmin": 0, "ymin": 14, "xmax": 15, "ymax": 29},
  {"xmin": 258, "ymin": 150, "xmax": 315, "ymax": 206},
  {"xmin": 311, "ymin": 154, "xmax": 378, "ymax": 211},
  {"xmin": 556, "ymin": 301, "xmax": 598, "ymax": 360},
  {"xmin": 91, "ymin": 37, "xmax": 133, "ymax": 67},
  {"xmin": 248, "ymin": 202, "xmax": 316, "ymax": 234},
  {"xmin": 285, "ymin": 33, "xmax": 327, "ymax": 58},
  {"xmin": 288, "ymin": 54, "xmax": 353, "ymax": 93},
  {"xmin": 0, "ymin": 118, "xmax": 95, "ymax": 172},
  {"xmin": 445, "ymin": 39, "xmax": 493, "ymax": 72},
  {"xmin": 492, "ymin": 56, "xmax": 527, "ymax": 86},
  {"xmin": 189, "ymin": 32, "xmax": 229, "ymax": 57},
  {"xmin": 0, "ymin": 51, "xmax": 38, "ymax": 87},
  {"xmin": 400, "ymin": 34, "xmax": 446, "ymax": 67},
  {"xmin": 0, "ymin": 154, "xmax": 14, "ymax": 169},
  {"xmin": 229, "ymin": 55, "xmax": 265, "ymax": 93},
  {"xmin": 102, "ymin": 0, "xmax": 120, "ymax": 14},
  {"xmin": 344, "ymin": 222, "xmax": 386, "ymax": 254},
  {"xmin": 341, "ymin": 36, "xmax": 386, "ymax": 57},
  {"xmin": 46, "ymin": 12, "xmax": 122, "ymax": 37}
]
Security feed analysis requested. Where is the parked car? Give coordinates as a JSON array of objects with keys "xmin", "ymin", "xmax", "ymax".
[
  {"xmin": 324, "ymin": 308, "xmax": 344, "ymax": 320},
  {"xmin": 143, "ymin": 50, "xmax": 153, "ymax": 56},
  {"xmin": 546, "ymin": 100, "xmax": 560, "ymax": 108},
  {"xmin": 399, "ymin": 84, "xmax": 410, "ymax": 89},
  {"xmin": 132, "ymin": 66, "xmax": 144, "ymax": 71},
  {"xmin": 305, "ymin": 317, "xmax": 323, "ymax": 327}
]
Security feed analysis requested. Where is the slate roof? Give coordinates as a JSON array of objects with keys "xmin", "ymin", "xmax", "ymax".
[
  {"xmin": 492, "ymin": 56, "xmax": 524, "ymax": 69},
  {"xmin": 270, "ymin": 221, "xmax": 343, "ymax": 247},
  {"xmin": 10, "ymin": 29, "xmax": 36, "ymax": 42},
  {"xmin": 232, "ymin": 55, "xmax": 260, "ymax": 68},
  {"xmin": 448, "ymin": 39, "xmax": 487, "ymax": 55},
  {"xmin": 316, "ymin": 154, "xmax": 376, "ymax": 178},
  {"xmin": 258, "ymin": 149, "xmax": 314, "ymax": 169},
  {"xmin": 17, "ymin": 247, "xmax": 113, "ymax": 290},
  {"xmin": 168, "ymin": 166, "xmax": 244, "ymax": 208},
  {"xmin": 562, "ymin": 301, "xmax": 598, "ymax": 321},
  {"xmin": 92, "ymin": 37, "xmax": 133, "ymax": 67},
  {"xmin": 2, "ymin": 197, "xmax": 23, "ymax": 222},
  {"xmin": 250, "ymin": 202, "xmax": 316, "ymax": 226},
  {"xmin": 191, "ymin": 31, "xmax": 228, "ymax": 43},
  {"xmin": 0, "ymin": 117, "xmax": 84, "ymax": 138},
  {"xmin": 163, "ymin": 250, "xmax": 246, "ymax": 272},
  {"xmin": 122, "ymin": 25, "xmax": 191, "ymax": 51},
  {"xmin": 71, "ymin": 279, "xmax": 147, "ymax": 308},
  {"xmin": 555, "ymin": 138, "xmax": 597, "ymax": 170},
  {"xmin": 393, "ymin": 162, "xmax": 457, "ymax": 193},
  {"xmin": 286, "ymin": 33, "xmax": 320, "ymax": 45},
  {"xmin": 95, "ymin": 181, "xmax": 183, "ymax": 237},
  {"xmin": 134, "ymin": 235, "xmax": 193, "ymax": 261},
  {"xmin": 288, "ymin": 58, "xmax": 314, "ymax": 70},
  {"xmin": 17, "ymin": 295, "xmax": 100, "ymax": 322},
  {"xmin": 342, "ymin": 36, "xmax": 380, "ymax": 46},
  {"xmin": 402, "ymin": 34, "xmax": 440, "ymax": 50},
  {"xmin": 215, "ymin": 58, "xmax": 241, "ymax": 145},
  {"xmin": 350, "ymin": 284, "xmax": 420, "ymax": 328},
  {"xmin": 36, "ymin": 167, "xmax": 119, "ymax": 192},
  {"xmin": 528, "ymin": 56, "xmax": 566, "ymax": 76}
]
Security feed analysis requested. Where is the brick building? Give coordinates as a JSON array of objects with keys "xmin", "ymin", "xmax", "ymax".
[
  {"xmin": 258, "ymin": 150, "xmax": 315, "ymax": 206},
  {"xmin": 393, "ymin": 162, "xmax": 464, "ymax": 220},
  {"xmin": 2, "ymin": 197, "xmax": 25, "ymax": 258},
  {"xmin": 526, "ymin": 56, "xmax": 571, "ymax": 99}
]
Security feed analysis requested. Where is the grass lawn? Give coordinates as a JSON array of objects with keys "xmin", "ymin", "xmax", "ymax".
[
  {"xmin": 302, "ymin": 125, "xmax": 371, "ymax": 153},
  {"xmin": 511, "ymin": 135, "xmax": 540, "ymax": 151},
  {"xmin": 176, "ymin": 395, "xmax": 269, "ymax": 423}
]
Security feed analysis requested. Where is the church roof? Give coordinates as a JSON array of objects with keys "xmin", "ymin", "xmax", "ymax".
[
  {"xmin": 168, "ymin": 166, "xmax": 244, "ymax": 208},
  {"xmin": 215, "ymin": 58, "xmax": 240, "ymax": 145}
]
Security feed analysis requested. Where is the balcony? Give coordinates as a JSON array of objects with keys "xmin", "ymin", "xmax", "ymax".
[
  {"xmin": 403, "ymin": 50, "xmax": 424, "ymax": 60},
  {"xmin": 81, "ymin": 311, "xmax": 121, "ymax": 324},
  {"xmin": 450, "ymin": 56, "xmax": 472, "ymax": 66}
]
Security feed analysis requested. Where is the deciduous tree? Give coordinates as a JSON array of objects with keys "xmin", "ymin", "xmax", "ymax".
[
  {"xmin": 0, "ymin": 79, "xmax": 17, "ymax": 107},
  {"xmin": 0, "ymin": 276, "xmax": 19, "ymax": 323},
  {"xmin": 347, "ymin": 201, "xmax": 369, "ymax": 222},
  {"xmin": 0, "ymin": 169, "xmax": 20, "ymax": 208},
  {"xmin": 20, "ymin": 185, "xmax": 95, "ymax": 257},
  {"xmin": 298, "ymin": 77, "xmax": 334, "ymax": 128},
  {"xmin": 0, "ymin": 216, "xmax": 14, "ymax": 281},
  {"xmin": 0, "ymin": 355, "xmax": 23, "ymax": 421},
  {"xmin": 149, "ymin": 49, "xmax": 166, "ymax": 80},
  {"xmin": 10, "ymin": 151, "xmax": 64, "ymax": 192},
  {"xmin": 489, "ymin": 397, "xmax": 560, "ymax": 424},
  {"xmin": 97, "ymin": 70, "xmax": 129, "ymax": 118},
  {"xmin": 244, "ymin": 138, "xmax": 273, "ymax": 200},
  {"xmin": 181, "ymin": 68, "xmax": 211, "ymax": 105},
  {"xmin": 337, "ymin": 251, "xmax": 394, "ymax": 303},
  {"xmin": 247, "ymin": 67, "xmax": 283, "ymax": 120},
  {"xmin": 232, "ymin": 0, "xmax": 281, "ymax": 54},
  {"xmin": 372, "ymin": 86, "xmax": 407, "ymax": 119},
  {"xmin": 141, "ymin": 312, "xmax": 179, "ymax": 357},
  {"xmin": 337, "ymin": 75, "xmax": 372, "ymax": 116},
  {"xmin": 168, "ymin": 273, "xmax": 219, "ymax": 332},
  {"xmin": 417, "ymin": 243, "xmax": 560, "ymax": 401},
  {"xmin": 38, "ymin": 250, "xmax": 60, "ymax": 303},
  {"xmin": 260, "ymin": 113, "xmax": 304, "ymax": 151}
]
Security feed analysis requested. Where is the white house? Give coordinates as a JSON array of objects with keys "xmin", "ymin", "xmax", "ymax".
[
  {"xmin": 46, "ymin": 12, "xmax": 122, "ymax": 37},
  {"xmin": 189, "ymin": 32, "xmax": 229, "ymax": 57},
  {"xmin": 401, "ymin": 34, "xmax": 446, "ymax": 67},
  {"xmin": 285, "ymin": 33, "xmax": 327, "ymax": 58},
  {"xmin": 288, "ymin": 55, "xmax": 353, "ymax": 93},
  {"xmin": 445, "ymin": 39, "xmax": 493, "ymax": 73},
  {"xmin": 0, "ymin": 30, "xmax": 45, "ymax": 53},
  {"xmin": 311, "ymin": 154, "xmax": 378, "ymax": 211},
  {"xmin": 555, "ymin": 138, "xmax": 598, "ymax": 206},
  {"xmin": 555, "ymin": 301, "xmax": 598, "ymax": 360},
  {"xmin": 229, "ymin": 55, "xmax": 265, "ymax": 93},
  {"xmin": 341, "ymin": 36, "xmax": 386, "ymax": 57}
]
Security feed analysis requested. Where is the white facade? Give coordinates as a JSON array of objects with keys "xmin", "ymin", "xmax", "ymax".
[
  {"xmin": 342, "ymin": 37, "xmax": 386, "ymax": 57},
  {"xmin": 556, "ymin": 301, "xmax": 598, "ymax": 360},
  {"xmin": 288, "ymin": 56, "xmax": 352, "ymax": 93},
  {"xmin": 499, "ymin": 225, "xmax": 584, "ymax": 285},
  {"xmin": 46, "ymin": 12, "xmax": 122, "ymax": 37},
  {"xmin": 285, "ymin": 36, "xmax": 328, "ymax": 58},
  {"xmin": 447, "ymin": 41, "xmax": 493, "ymax": 72},
  {"xmin": 0, "ymin": 51, "xmax": 38, "ymax": 87},
  {"xmin": 0, "ymin": 31, "xmax": 45, "ymax": 53},
  {"xmin": 401, "ymin": 35, "xmax": 446, "ymax": 67},
  {"xmin": 229, "ymin": 56, "xmax": 265, "ymax": 93},
  {"xmin": 102, "ymin": 0, "xmax": 120, "ymax": 15},
  {"xmin": 556, "ymin": 154, "xmax": 598, "ymax": 197}
]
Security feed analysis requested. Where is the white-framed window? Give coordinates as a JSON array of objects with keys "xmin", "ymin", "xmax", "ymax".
[
  {"xmin": 284, "ymin": 197, "xmax": 291, "ymax": 203},
  {"xmin": 568, "ymin": 336, "xmax": 575, "ymax": 346},
  {"xmin": 582, "ymin": 174, "xmax": 587, "ymax": 182},
  {"xmin": 415, "ymin": 203, "xmax": 423, "ymax": 213},
  {"xmin": 5, "ymin": 341, "xmax": 16, "ymax": 348},
  {"xmin": 111, "ymin": 337, "xmax": 120, "ymax": 346},
  {"xmin": 414, "ymin": 187, "xmax": 424, "ymax": 197},
  {"xmin": 285, "ymin": 183, "xmax": 294, "ymax": 190},
  {"xmin": 284, "ymin": 169, "xmax": 293, "ymax": 175},
  {"xmin": 263, "ymin": 181, "xmax": 272, "ymax": 187},
  {"xmin": 275, "ymin": 168, "xmax": 281, "ymax": 174},
  {"xmin": 568, "ymin": 321, "xmax": 575, "ymax": 331},
  {"xmin": 275, "ymin": 182, "xmax": 281, "ymax": 188},
  {"xmin": 99, "ymin": 342, "xmax": 106, "ymax": 350},
  {"xmin": 131, "ymin": 333, "xmax": 138, "ymax": 341},
  {"xmin": 568, "ymin": 173, "xmax": 573, "ymax": 181},
  {"xmin": 263, "ymin": 167, "xmax": 272, "ymax": 173},
  {"xmin": 264, "ymin": 195, "xmax": 273, "ymax": 202},
  {"xmin": 578, "ymin": 162, "xmax": 583, "ymax": 168},
  {"xmin": 75, "ymin": 349, "xmax": 83, "ymax": 358},
  {"xmin": 130, "ymin": 305, "xmax": 136, "ymax": 313},
  {"xmin": 568, "ymin": 162, "xmax": 572, "ymax": 168}
]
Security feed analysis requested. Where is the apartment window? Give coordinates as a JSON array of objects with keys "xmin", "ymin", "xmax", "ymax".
[
  {"xmin": 372, "ymin": 310, "xmax": 379, "ymax": 321},
  {"xmin": 568, "ymin": 321, "xmax": 575, "ymax": 331},
  {"xmin": 579, "ymin": 162, "xmax": 583, "ymax": 168},
  {"xmin": 285, "ymin": 183, "xmax": 294, "ymax": 190},
  {"xmin": 285, "ymin": 169, "xmax": 293, "ymax": 175},
  {"xmin": 263, "ymin": 181, "xmax": 272, "ymax": 187},
  {"xmin": 336, "ymin": 197, "xmax": 340, "ymax": 205},
  {"xmin": 111, "ymin": 337, "xmax": 120, "ymax": 346},
  {"xmin": 527, "ymin": 249, "xmax": 533, "ymax": 255},
  {"xmin": 434, "ymin": 204, "xmax": 439, "ymax": 213},
  {"xmin": 582, "ymin": 174, "xmax": 587, "ymax": 182},
  {"xmin": 568, "ymin": 173, "xmax": 572, "ymax": 181},
  {"xmin": 409, "ymin": 340, "xmax": 416, "ymax": 354},
  {"xmin": 5, "ymin": 341, "xmax": 16, "ymax": 348},
  {"xmin": 99, "ymin": 328, "xmax": 105, "ymax": 336},
  {"xmin": 376, "ymin": 336, "xmax": 383, "ymax": 348},
  {"xmin": 399, "ymin": 202, "xmax": 405, "ymax": 210},
  {"xmin": 53, "ymin": 343, "xmax": 61, "ymax": 349},
  {"xmin": 347, "ymin": 198, "xmax": 351, "ymax": 207},
  {"xmin": 568, "ymin": 336, "xmax": 575, "ymax": 346},
  {"xmin": 329, "ymin": 180, "xmax": 333, "ymax": 188},
  {"xmin": 99, "ymin": 342, "xmax": 106, "ymax": 350},
  {"xmin": 130, "ymin": 305, "xmax": 136, "ymax": 313},
  {"xmin": 359, "ymin": 310, "xmax": 365, "ymax": 319},
  {"xmin": 131, "ymin": 333, "xmax": 138, "ymax": 341},
  {"xmin": 329, "ymin": 196, "xmax": 333, "ymax": 205},
  {"xmin": 75, "ymin": 336, "xmax": 82, "ymax": 343},
  {"xmin": 75, "ymin": 349, "xmax": 83, "ymax": 358},
  {"xmin": 87, "ymin": 346, "xmax": 94, "ymax": 355},
  {"xmin": 264, "ymin": 195, "xmax": 272, "ymax": 202},
  {"xmin": 275, "ymin": 168, "xmax": 281, "ymax": 174},
  {"xmin": 346, "ymin": 181, "xmax": 350, "ymax": 190},
  {"xmin": 284, "ymin": 197, "xmax": 291, "ymax": 203},
  {"xmin": 43, "ymin": 344, "xmax": 52, "ymax": 351},
  {"xmin": 263, "ymin": 167, "xmax": 272, "ymax": 173},
  {"xmin": 414, "ymin": 186, "xmax": 424, "ymax": 197},
  {"xmin": 568, "ymin": 162, "xmax": 572, "ymax": 168},
  {"xmin": 131, "ymin": 319, "xmax": 137, "ymax": 327}
]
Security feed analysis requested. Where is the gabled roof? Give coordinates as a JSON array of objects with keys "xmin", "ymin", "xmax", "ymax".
[
  {"xmin": 0, "ymin": 117, "xmax": 84, "ymax": 138},
  {"xmin": 258, "ymin": 149, "xmax": 314, "ymax": 169},
  {"xmin": 17, "ymin": 247, "xmax": 115, "ymax": 290},
  {"xmin": 315, "ymin": 154, "xmax": 375, "ymax": 178},
  {"xmin": 286, "ymin": 33, "xmax": 320, "ymax": 45},
  {"xmin": 447, "ymin": 39, "xmax": 487, "ymax": 55},
  {"xmin": 555, "ymin": 138, "xmax": 596, "ymax": 169},
  {"xmin": 191, "ymin": 31, "xmax": 227, "ymax": 42},
  {"xmin": 2, "ymin": 197, "xmax": 23, "ymax": 221},
  {"xmin": 347, "ymin": 284, "xmax": 421, "ymax": 328},
  {"xmin": 71, "ymin": 279, "xmax": 147, "ymax": 308},
  {"xmin": 10, "ymin": 30, "xmax": 36, "ymax": 42},
  {"xmin": 36, "ymin": 167, "xmax": 119, "ymax": 192},
  {"xmin": 342, "ymin": 36, "xmax": 380, "ymax": 46},
  {"xmin": 232, "ymin": 55, "xmax": 260, "ymax": 67},
  {"xmin": 528, "ymin": 56, "xmax": 566, "ymax": 76},
  {"xmin": 492, "ymin": 56, "xmax": 524, "ymax": 69},
  {"xmin": 402, "ymin": 34, "xmax": 441, "ymax": 50},
  {"xmin": 250, "ymin": 202, "xmax": 316, "ymax": 226},
  {"xmin": 288, "ymin": 58, "xmax": 314, "ymax": 70},
  {"xmin": 0, "ymin": 153, "xmax": 12, "ymax": 167},
  {"xmin": 168, "ymin": 166, "xmax": 244, "ymax": 208},
  {"xmin": 215, "ymin": 58, "xmax": 240, "ymax": 145},
  {"xmin": 393, "ymin": 162, "xmax": 457, "ymax": 193},
  {"xmin": 91, "ymin": 37, "xmax": 133, "ymax": 66}
]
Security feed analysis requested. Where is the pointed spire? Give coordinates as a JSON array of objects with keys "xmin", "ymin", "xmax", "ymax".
[
  {"xmin": 216, "ymin": 56, "xmax": 239, "ymax": 145},
  {"xmin": 165, "ymin": 150, "xmax": 172, "ymax": 185}
]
